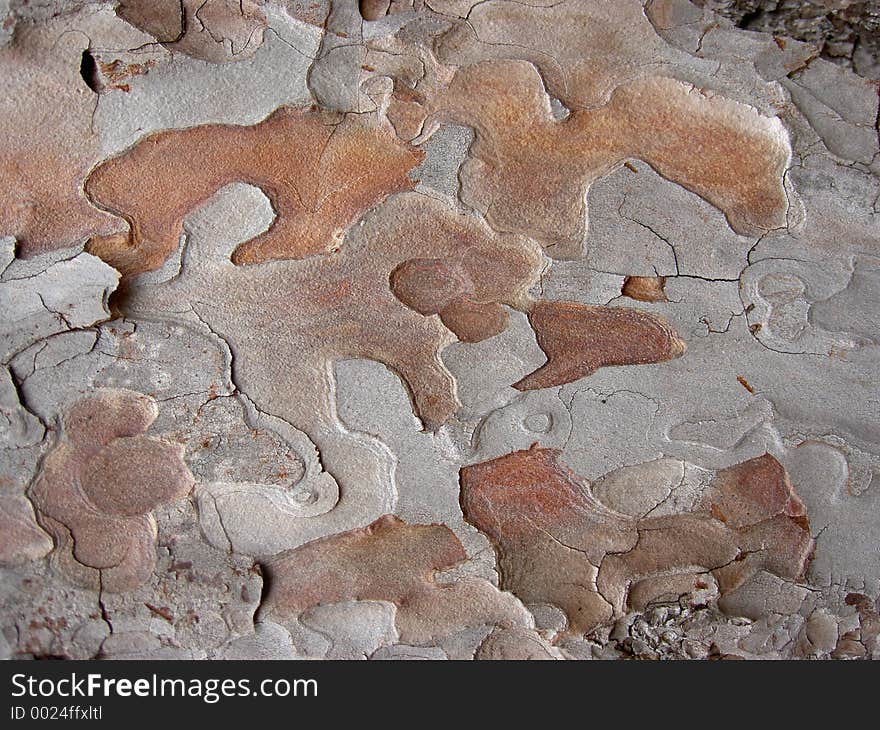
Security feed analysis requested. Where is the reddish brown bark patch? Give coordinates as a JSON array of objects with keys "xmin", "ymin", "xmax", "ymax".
[
  {"xmin": 259, "ymin": 514, "xmax": 535, "ymax": 643},
  {"xmin": 390, "ymin": 256, "xmax": 510, "ymax": 342},
  {"xmin": 698, "ymin": 454, "xmax": 814, "ymax": 595},
  {"xmin": 360, "ymin": 0, "xmax": 392, "ymax": 21},
  {"xmin": 460, "ymin": 446, "xmax": 814, "ymax": 635},
  {"xmin": 28, "ymin": 389, "xmax": 194, "ymax": 592},
  {"xmin": 119, "ymin": 193, "xmax": 541, "ymax": 437},
  {"xmin": 514, "ymin": 300, "xmax": 686, "ymax": 390},
  {"xmin": 261, "ymin": 515, "xmax": 467, "ymax": 617},
  {"xmin": 622, "ymin": 275, "xmax": 668, "ymax": 302},
  {"xmin": 460, "ymin": 445, "xmax": 637, "ymax": 634},
  {"xmin": 700, "ymin": 453, "xmax": 810, "ymax": 532},
  {"xmin": 85, "ymin": 107, "xmax": 424, "ymax": 277},
  {"xmin": 844, "ymin": 593, "xmax": 880, "ymax": 656}
]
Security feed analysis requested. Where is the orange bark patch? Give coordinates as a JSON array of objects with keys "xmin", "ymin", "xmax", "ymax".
[
  {"xmin": 85, "ymin": 107, "xmax": 424, "ymax": 277},
  {"xmin": 622, "ymin": 275, "xmax": 668, "ymax": 302},
  {"xmin": 0, "ymin": 20, "xmax": 132, "ymax": 257},
  {"xmin": 419, "ymin": 60, "xmax": 791, "ymax": 258},
  {"xmin": 433, "ymin": 0, "xmax": 676, "ymax": 110},
  {"xmin": 514, "ymin": 300, "xmax": 686, "ymax": 390}
]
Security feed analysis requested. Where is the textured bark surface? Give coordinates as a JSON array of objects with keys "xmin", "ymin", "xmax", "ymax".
[
  {"xmin": 0, "ymin": 0, "xmax": 878, "ymax": 661},
  {"xmin": 694, "ymin": 0, "xmax": 880, "ymax": 78}
]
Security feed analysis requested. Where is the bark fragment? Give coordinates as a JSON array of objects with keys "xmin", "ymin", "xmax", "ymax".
[
  {"xmin": 0, "ymin": 12, "xmax": 148, "ymax": 257},
  {"xmin": 29, "ymin": 389, "xmax": 194, "ymax": 592},
  {"xmin": 460, "ymin": 446, "xmax": 814, "ymax": 635},
  {"xmin": 86, "ymin": 107, "xmax": 424, "ymax": 276},
  {"xmin": 410, "ymin": 60, "xmax": 792, "ymax": 259},
  {"xmin": 622, "ymin": 276, "xmax": 669, "ymax": 302},
  {"xmin": 514, "ymin": 301, "xmax": 686, "ymax": 390},
  {"xmin": 260, "ymin": 514, "xmax": 534, "ymax": 647},
  {"xmin": 117, "ymin": 0, "xmax": 268, "ymax": 63}
]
